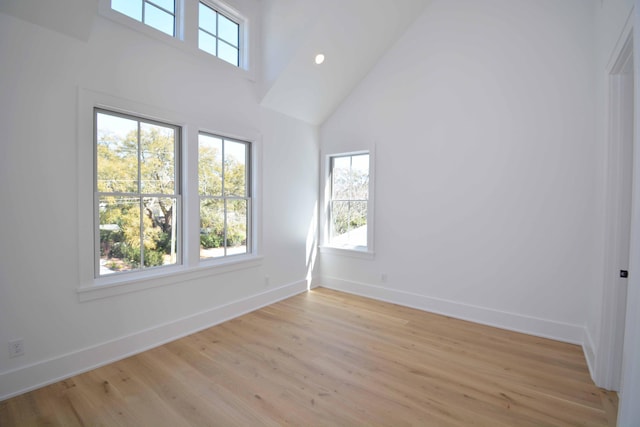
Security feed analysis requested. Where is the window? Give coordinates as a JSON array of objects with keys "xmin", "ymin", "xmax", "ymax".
[
  {"xmin": 111, "ymin": 0, "xmax": 176, "ymax": 36},
  {"xmin": 199, "ymin": 132, "xmax": 251, "ymax": 259},
  {"xmin": 95, "ymin": 109, "xmax": 181, "ymax": 277},
  {"xmin": 103, "ymin": 0, "xmax": 251, "ymax": 72},
  {"xmin": 327, "ymin": 152, "xmax": 371, "ymax": 251},
  {"xmin": 198, "ymin": 2, "xmax": 241, "ymax": 67}
]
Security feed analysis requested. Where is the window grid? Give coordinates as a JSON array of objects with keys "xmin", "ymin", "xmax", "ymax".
[
  {"xmin": 109, "ymin": 0, "xmax": 247, "ymax": 69},
  {"xmin": 95, "ymin": 109, "xmax": 181, "ymax": 277},
  {"xmin": 328, "ymin": 153, "xmax": 370, "ymax": 250},
  {"xmin": 199, "ymin": 132, "xmax": 251, "ymax": 260},
  {"xmin": 198, "ymin": 2, "xmax": 240, "ymax": 67},
  {"xmin": 112, "ymin": 0, "xmax": 176, "ymax": 36}
]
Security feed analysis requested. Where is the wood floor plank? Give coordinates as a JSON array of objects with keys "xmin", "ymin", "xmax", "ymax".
[{"xmin": 0, "ymin": 288, "xmax": 616, "ymax": 426}]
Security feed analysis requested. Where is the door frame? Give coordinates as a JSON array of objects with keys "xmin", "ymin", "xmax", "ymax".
[
  {"xmin": 596, "ymin": 22, "xmax": 634, "ymax": 392},
  {"xmin": 618, "ymin": 3, "xmax": 640, "ymax": 424}
]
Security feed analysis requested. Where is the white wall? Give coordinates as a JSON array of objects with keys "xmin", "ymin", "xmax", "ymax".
[
  {"xmin": 0, "ymin": 3, "xmax": 319, "ymax": 399},
  {"xmin": 320, "ymin": 0, "xmax": 598, "ymax": 343}
]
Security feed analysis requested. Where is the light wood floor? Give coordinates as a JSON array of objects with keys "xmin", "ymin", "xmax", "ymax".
[{"xmin": 1, "ymin": 288, "xmax": 618, "ymax": 426}]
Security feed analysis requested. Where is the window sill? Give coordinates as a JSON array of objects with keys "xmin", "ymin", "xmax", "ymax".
[
  {"xmin": 319, "ymin": 246, "xmax": 375, "ymax": 260},
  {"xmin": 76, "ymin": 256, "xmax": 263, "ymax": 302}
]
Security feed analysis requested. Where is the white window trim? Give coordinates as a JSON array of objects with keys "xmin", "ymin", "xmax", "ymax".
[
  {"xmin": 77, "ymin": 88, "xmax": 262, "ymax": 301},
  {"xmin": 97, "ymin": 0, "xmax": 254, "ymax": 79},
  {"xmin": 319, "ymin": 146, "xmax": 375, "ymax": 258}
]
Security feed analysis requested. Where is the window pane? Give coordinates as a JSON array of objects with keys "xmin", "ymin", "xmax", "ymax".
[
  {"xmin": 144, "ymin": 3, "xmax": 174, "ymax": 36},
  {"xmin": 331, "ymin": 156, "xmax": 351, "ymax": 200},
  {"xmin": 218, "ymin": 42, "xmax": 239, "ymax": 66},
  {"xmin": 351, "ymin": 154, "xmax": 369, "ymax": 200},
  {"xmin": 199, "ymin": 134, "xmax": 223, "ymax": 196},
  {"xmin": 199, "ymin": 3, "xmax": 217, "ymax": 34},
  {"xmin": 99, "ymin": 196, "xmax": 141, "ymax": 275},
  {"xmin": 140, "ymin": 122, "xmax": 175, "ymax": 194},
  {"xmin": 112, "ymin": 0, "xmax": 142, "ymax": 21},
  {"xmin": 200, "ymin": 199, "xmax": 225, "ymax": 259},
  {"xmin": 351, "ymin": 154, "xmax": 369, "ymax": 175},
  {"xmin": 143, "ymin": 197, "xmax": 178, "ymax": 267},
  {"xmin": 199, "ymin": 30, "xmax": 217, "ymax": 56},
  {"xmin": 218, "ymin": 13, "xmax": 239, "ymax": 47},
  {"xmin": 224, "ymin": 141, "xmax": 247, "ymax": 197},
  {"xmin": 331, "ymin": 200, "xmax": 349, "ymax": 237},
  {"xmin": 330, "ymin": 201, "xmax": 367, "ymax": 247},
  {"xmin": 148, "ymin": 0, "xmax": 174, "ymax": 13},
  {"xmin": 226, "ymin": 199, "xmax": 247, "ymax": 255},
  {"xmin": 332, "ymin": 155, "xmax": 369, "ymax": 200},
  {"xmin": 96, "ymin": 113, "xmax": 138, "ymax": 193}
]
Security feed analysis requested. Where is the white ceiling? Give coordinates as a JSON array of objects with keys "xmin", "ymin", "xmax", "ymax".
[
  {"xmin": 0, "ymin": 0, "xmax": 430, "ymax": 126},
  {"xmin": 259, "ymin": 0, "xmax": 431, "ymax": 125}
]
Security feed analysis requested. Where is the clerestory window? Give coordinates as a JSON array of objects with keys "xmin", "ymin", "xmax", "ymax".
[
  {"xmin": 105, "ymin": 0, "xmax": 248, "ymax": 71},
  {"xmin": 198, "ymin": 2, "xmax": 241, "ymax": 67},
  {"xmin": 111, "ymin": 0, "xmax": 176, "ymax": 37}
]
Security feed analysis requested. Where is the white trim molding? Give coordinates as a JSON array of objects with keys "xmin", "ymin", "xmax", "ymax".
[
  {"xmin": 618, "ymin": 4, "xmax": 640, "ymax": 425},
  {"xmin": 0, "ymin": 280, "xmax": 308, "ymax": 401},
  {"xmin": 595, "ymin": 8, "xmax": 635, "ymax": 392},
  {"xmin": 319, "ymin": 277, "xmax": 586, "ymax": 345}
]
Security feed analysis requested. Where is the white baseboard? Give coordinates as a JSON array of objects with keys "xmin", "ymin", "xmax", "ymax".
[
  {"xmin": 320, "ymin": 276, "xmax": 586, "ymax": 345},
  {"xmin": 0, "ymin": 280, "xmax": 308, "ymax": 401}
]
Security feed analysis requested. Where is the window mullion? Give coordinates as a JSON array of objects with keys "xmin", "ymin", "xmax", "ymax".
[
  {"xmin": 146, "ymin": 0, "xmax": 175, "ymax": 17},
  {"xmin": 137, "ymin": 123, "xmax": 145, "ymax": 269},
  {"xmin": 223, "ymin": 199, "xmax": 228, "ymax": 257},
  {"xmin": 200, "ymin": 27, "xmax": 216, "ymax": 38},
  {"xmin": 218, "ymin": 38, "xmax": 238, "ymax": 50},
  {"xmin": 215, "ymin": 11, "xmax": 219, "ymax": 57},
  {"xmin": 221, "ymin": 138, "xmax": 226, "ymax": 256}
]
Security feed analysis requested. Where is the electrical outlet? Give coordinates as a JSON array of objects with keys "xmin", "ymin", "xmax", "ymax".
[
  {"xmin": 9, "ymin": 339, "xmax": 24, "ymax": 358},
  {"xmin": 381, "ymin": 273, "xmax": 388, "ymax": 283}
]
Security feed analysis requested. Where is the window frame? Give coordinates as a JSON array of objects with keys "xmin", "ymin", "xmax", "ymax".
[
  {"xmin": 77, "ymin": 89, "xmax": 263, "ymax": 301},
  {"xmin": 94, "ymin": 108, "xmax": 183, "ymax": 279},
  {"xmin": 108, "ymin": 0, "xmax": 181, "ymax": 39},
  {"xmin": 320, "ymin": 147, "xmax": 375, "ymax": 258},
  {"xmin": 198, "ymin": 132, "xmax": 252, "ymax": 261},
  {"xmin": 198, "ymin": 1, "xmax": 242, "ymax": 67},
  {"xmin": 98, "ymin": 0, "xmax": 251, "ymax": 73}
]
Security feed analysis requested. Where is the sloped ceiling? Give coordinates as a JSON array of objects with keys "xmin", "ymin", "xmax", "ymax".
[
  {"xmin": 0, "ymin": 0, "xmax": 429, "ymax": 126},
  {"xmin": 260, "ymin": 0, "xmax": 431, "ymax": 125},
  {"xmin": 0, "ymin": 0, "xmax": 97, "ymax": 41}
]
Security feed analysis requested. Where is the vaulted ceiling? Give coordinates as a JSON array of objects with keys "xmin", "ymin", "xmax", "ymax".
[
  {"xmin": 259, "ymin": 0, "xmax": 431, "ymax": 125},
  {"xmin": 0, "ymin": 0, "xmax": 430, "ymax": 126}
]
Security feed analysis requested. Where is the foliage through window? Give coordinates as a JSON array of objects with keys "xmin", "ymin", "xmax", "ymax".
[
  {"xmin": 329, "ymin": 153, "xmax": 370, "ymax": 250},
  {"xmin": 198, "ymin": 2, "xmax": 240, "ymax": 67},
  {"xmin": 111, "ymin": 0, "xmax": 176, "ymax": 36},
  {"xmin": 95, "ymin": 109, "xmax": 180, "ymax": 276},
  {"xmin": 199, "ymin": 133, "xmax": 250, "ymax": 259}
]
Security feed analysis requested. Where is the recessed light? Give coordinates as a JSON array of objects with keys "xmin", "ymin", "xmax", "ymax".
[{"xmin": 315, "ymin": 54, "xmax": 325, "ymax": 65}]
